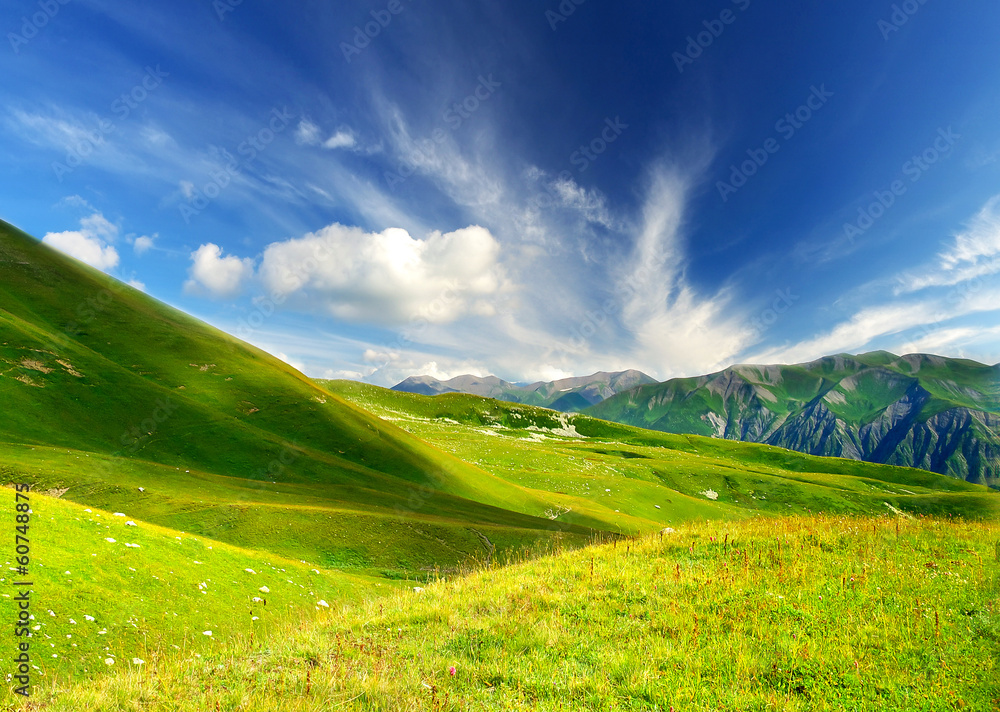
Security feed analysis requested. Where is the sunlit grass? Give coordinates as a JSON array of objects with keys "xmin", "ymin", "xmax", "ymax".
[{"xmin": 12, "ymin": 514, "xmax": 998, "ymax": 711}]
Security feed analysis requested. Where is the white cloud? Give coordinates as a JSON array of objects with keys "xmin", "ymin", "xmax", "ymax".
[
  {"xmin": 755, "ymin": 195, "xmax": 1000, "ymax": 365},
  {"xmin": 323, "ymin": 368, "xmax": 366, "ymax": 380},
  {"xmin": 276, "ymin": 352, "xmax": 306, "ymax": 373},
  {"xmin": 295, "ymin": 119, "xmax": 321, "ymax": 146},
  {"xmin": 897, "ymin": 196, "xmax": 1000, "ymax": 293},
  {"xmin": 258, "ymin": 223, "xmax": 506, "ymax": 325},
  {"xmin": 323, "ymin": 130, "xmax": 356, "ymax": 150},
  {"xmin": 133, "ymin": 235, "xmax": 155, "ymax": 255},
  {"xmin": 548, "ymin": 175, "xmax": 615, "ymax": 229},
  {"xmin": 128, "ymin": 279, "xmax": 146, "ymax": 291},
  {"xmin": 295, "ymin": 120, "xmax": 358, "ymax": 151},
  {"xmin": 184, "ymin": 243, "xmax": 255, "ymax": 298},
  {"xmin": 616, "ymin": 166, "xmax": 753, "ymax": 377},
  {"xmin": 42, "ymin": 211, "xmax": 120, "ymax": 271}
]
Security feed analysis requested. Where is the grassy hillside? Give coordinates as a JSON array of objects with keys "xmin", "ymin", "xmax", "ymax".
[
  {"xmin": 14, "ymin": 514, "xmax": 999, "ymax": 710},
  {"xmin": 0, "ymin": 487, "xmax": 392, "ymax": 687},
  {"xmin": 0, "ymin": 220, "xmax": 595, "ymax": 577},
  {"xmin": 321, "ymin": 380, "xmax": 1000, "ymax": 531}
]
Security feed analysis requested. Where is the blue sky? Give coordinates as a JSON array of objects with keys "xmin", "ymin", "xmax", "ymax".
[{"xmin": 3, "ymin": 0, "xmax": 1000, "ymax": 385}]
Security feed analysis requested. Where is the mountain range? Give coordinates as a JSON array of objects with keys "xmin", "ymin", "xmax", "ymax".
[
  {"xmin": 390, "ymin": 353, "xmax": 1000, "ymax": 488},
  {"xmin": 392, "ymin": 369, "xmax": 656, "ymax": 411},
  {"xmin": 587, "ymin": 352, "xmax": 1000, "ymax": 488}
]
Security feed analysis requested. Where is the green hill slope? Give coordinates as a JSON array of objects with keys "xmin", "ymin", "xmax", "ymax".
[
  {"xmin": 587, "ymin": 353, "xmax": 1000, "ymax": 487},
  {"xmin": 0, "ymin": 220, "xmax": 595, "ymax": 575},
  {"xmin": 321, "ymin": 380, "xmax": 1000, "ymax": 528},
  {"xmin": 0, "ymin": 487, "xmax": 391, "ymax": 686}
]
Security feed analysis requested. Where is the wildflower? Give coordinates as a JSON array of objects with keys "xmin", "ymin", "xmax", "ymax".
[
  {"xmin": 104, "ymin": 658, "xmax": 115, "ymax": 665},
  {"xmin": 259, "ymin": 586, "xmax": 270, "ymax": 593},
  {"xmin": 449, "ymin": 666, "xmax": 456, "ymax": 676},
  {"xmin": 203, "ymin": 631, "xmax": 212, "ymax": 637},
  {"xmin": 317, "ymin": 600, "xmax": 329, "ymax": 608},
  {"xmin": 133, "ymin": 658, "xmax": 145, "ymax": 665}
]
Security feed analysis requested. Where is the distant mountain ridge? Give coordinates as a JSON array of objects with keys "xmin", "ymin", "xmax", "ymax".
[
  {"xmin": 586, "ymin": 352, "xmax": 1000, "ymax": 487},
  {"xmin": 391, "ymin": 369, "xmax": 656, "ymax": 412}
]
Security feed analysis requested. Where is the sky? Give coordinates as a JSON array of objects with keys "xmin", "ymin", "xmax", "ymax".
[{"xmin": 2, "ymin": 0, "xmax": 1000, "ymax": 386}]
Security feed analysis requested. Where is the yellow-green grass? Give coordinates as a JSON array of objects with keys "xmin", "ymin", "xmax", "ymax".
[
  {"xmin": 11, "ymin": 515, "xmax": 999, "ymax": 710},
  {"xmin": 0, "ymin": 487, "xmax": 393, "ymax": 690}
]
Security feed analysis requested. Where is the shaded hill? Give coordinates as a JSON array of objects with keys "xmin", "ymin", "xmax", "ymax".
[
  {"xmin": 392, "ymin": 369, "xmax": 655, "ymax": 411},
  {"xmin": 587, "ymin": 352, "xmax": 1000, "ymax": 487},
  {"xmin": 0, "ymin": 219, "xmax": 598, "ymax": 574}
]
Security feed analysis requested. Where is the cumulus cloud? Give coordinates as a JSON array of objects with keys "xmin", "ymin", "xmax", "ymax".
[
  {"xmin": 184, "ymin": 243, "xmax": 255, "ymax": 298},
  {"xmin": 132, "ymin": 235, "xmax": 155, "ymax": 255},
  {"xmin": 42, "ymin": 211, "xmax": 120, "ymax": 271},
  {"xmin": 323, "ymin": 130, "xmax": 356, "ymax": 150},
  {"xmin": 257, "ymin": 223, "xmax": 506, "ymax": 325}
]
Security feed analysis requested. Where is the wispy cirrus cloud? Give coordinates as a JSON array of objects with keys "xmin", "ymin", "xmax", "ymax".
[{"xmin": 751, "ymin": 194, "xmax": 1000, "ymax": 365}]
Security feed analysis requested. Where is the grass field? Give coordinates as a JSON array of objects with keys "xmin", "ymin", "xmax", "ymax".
[
  {"xmin": 0, "ymin": 487, "xmax": 395, "ymax": 688},
  {"xmin": 321, "ymin": 380, "xmax": 1000, "ymax": 533},
  {"xmin": 9, "ymin": 513, "xmax": 998, "ymax": 710},
  {"xmin": 3, "ymin": 220, "xmax": 1000, "ymax": 709}
]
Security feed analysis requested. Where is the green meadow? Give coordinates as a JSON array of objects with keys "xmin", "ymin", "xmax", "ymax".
[
  {"xmin": 2, "ymin": 220, "xmax": 999, "ymax": 709},
  {"xmin": 9, "ymin": 514, "xmax": 999, "ymax": 711}
]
